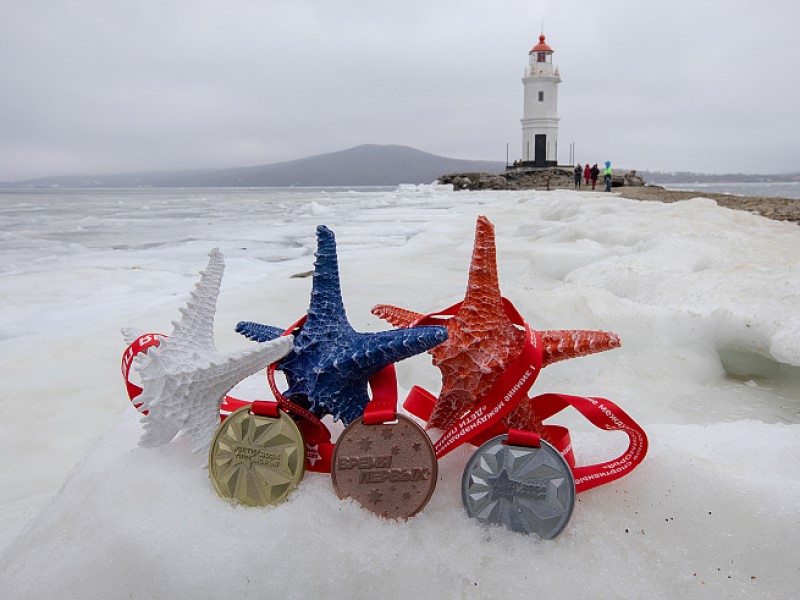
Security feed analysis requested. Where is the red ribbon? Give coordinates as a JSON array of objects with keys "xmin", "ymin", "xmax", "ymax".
[
  {"xmin": 362, "ymin": 364, "xmax": 400, "ymax": 425},
  {"xmin": 505, "ymin": 429, "xmax": 541, "ymax": 448},
  {"xmin": 540, "ymin": 394, "xmax": 648, "ymax": 493},
  {"xmin": 409, "ymin": 298, "xmax": 544, "ymax": 459},
  {"xmin": 121, "ymin": 332, "xmax": 165, "ymax": 411}
]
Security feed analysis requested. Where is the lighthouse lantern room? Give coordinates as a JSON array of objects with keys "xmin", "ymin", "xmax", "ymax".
[{"xmin": 520, "ymin": 34, "xmax": 561, "ymax": 167}]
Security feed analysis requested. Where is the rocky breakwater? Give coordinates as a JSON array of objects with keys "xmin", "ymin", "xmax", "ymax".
[{"xmin": 438, "ymin": 168, "xmax": 645, "ymax": 191}]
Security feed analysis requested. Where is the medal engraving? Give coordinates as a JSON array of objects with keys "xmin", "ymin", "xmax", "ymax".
[
  {"xmin": 462, "ymin": 434, "xmax": 575, "ymax": 538},
  {"xmin": 331, "ymin": 415, "xmax": 437, "ymax": 519},
  {"xmin": 208, "ymin": 406, "xmax": 305, "ymax": 506}
]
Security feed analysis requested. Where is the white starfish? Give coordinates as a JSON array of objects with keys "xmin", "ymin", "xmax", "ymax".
[{"xmin": 122, "ymin": 249, "xmax": 293, "ymax": 453}]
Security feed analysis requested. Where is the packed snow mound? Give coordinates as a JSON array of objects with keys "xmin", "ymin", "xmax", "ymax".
[{"xmin": 1, "ymin": 186, "xmax": 799, "ymax": 599}]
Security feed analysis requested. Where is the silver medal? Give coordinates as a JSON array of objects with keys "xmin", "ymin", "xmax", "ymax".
[{"xmin": 462, "ymin": 434, "xmax": 575, "ymax": 538}]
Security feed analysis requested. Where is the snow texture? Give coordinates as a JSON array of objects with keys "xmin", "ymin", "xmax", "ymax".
[{"xmin": 0, "ymin": 186, "xmax": 798, "ymax": 599}]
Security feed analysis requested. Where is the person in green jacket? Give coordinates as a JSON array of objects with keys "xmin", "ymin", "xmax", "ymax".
[{"xmin": 603, "ymin": 161, "xmax": 612, "ymax": 192}]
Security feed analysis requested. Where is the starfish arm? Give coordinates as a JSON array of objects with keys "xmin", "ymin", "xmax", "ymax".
[
  {"xmin": 139, "ymin": 420, "xmax": 181, "ymax": 447},
  {"xmin": 504, "ymin": 395, "xmax": 544, "ymax": 434},
  {"xmin": 209, "ymin": 337, "xmax": 295, "ymax": 387},
  {"xmin": 185, "ymin": 335, "xmax": 294, "ymax": 451},
  {"xmin": 313, "ymin": 383, "xmax": 372, "ymax": 424},
  {"xmin": 461, "ymin": 216, "xmax": 505, "ymax": 321},
  {"xmin": 135, "ymin": 346, "xmax": 182, "ymax": 446},
  {"xmin": 345, "ymin": 326, "xmax": 448, "ymax": 375},
  {"xmin": 182, "ymin": 400, "xmax": 223, "ymax": 454},
  {"xmin": 169, "ymin": 248, "xmax": 224, "ymax": 352},
  {"xmin": 303, "ymin": 225, "xmax": 348, "ymax": 335},
  {"xmin": 235, "ymin": 321, "xmax": 286, "ymax": 343},
  {"xmin": 141, "ymin": 336, "xmax": 293, "ymax": 452},
  {"xmin": 132, "ymin": 346, "xmax": 169, "ymax": 414},
  {"xmin": 275, "ymin": 326, "xmax": 446, "ymax": 423},
  {"xmin": 539, "ymin": 330, "xmax": 621, "ymax": 367},
  {"xmin": 370, "ymin": 304, "xmax": 424, "ymax": 328}
]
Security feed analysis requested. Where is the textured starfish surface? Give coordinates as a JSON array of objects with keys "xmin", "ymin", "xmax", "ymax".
[
  {"xmin": 122, "ymin": 249, "xmax": 294, "ymax": 452},
  {"xmin": 372, "ymin": 216, "xmax": 621, "ymax": 433},
  {"xmin": 237, "ymin": 225, "xmax": 448, "ymax": 424}
]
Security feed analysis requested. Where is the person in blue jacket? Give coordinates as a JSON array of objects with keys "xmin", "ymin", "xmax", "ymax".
[{"xmin": 603, "ymin": 161, "xmax": 612, "ymax": 192}]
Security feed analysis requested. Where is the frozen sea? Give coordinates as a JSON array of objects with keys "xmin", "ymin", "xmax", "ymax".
[{"xmin": 1, "ymin": 185, "xmax": 798, "ymax": 599}]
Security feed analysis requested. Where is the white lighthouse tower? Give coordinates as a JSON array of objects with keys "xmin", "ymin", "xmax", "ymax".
[{"xmin": 521, "ymin": 34, "xmax": 561, "ymax": 167}]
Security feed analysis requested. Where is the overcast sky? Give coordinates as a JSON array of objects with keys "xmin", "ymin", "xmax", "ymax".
[{"xmin": 1, "ymin": 0, "xmax": 797, "ymax": 181}]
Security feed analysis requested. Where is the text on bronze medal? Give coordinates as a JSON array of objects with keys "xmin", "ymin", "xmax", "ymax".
[
  {"xmin": 337, "ymin": 455, "xmax": 393, "ymax": 470},
  {"xmin": 358, "ymin": 467, "xmax": 432, "ymax": 484}
]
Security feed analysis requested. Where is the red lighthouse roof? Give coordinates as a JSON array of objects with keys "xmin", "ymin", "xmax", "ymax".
[{"xmin": 530, "ymin": 34, "xmax": 553, "ymax": 54}]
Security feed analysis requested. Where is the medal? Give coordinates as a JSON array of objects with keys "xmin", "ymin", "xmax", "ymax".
[
  {"xmin": 331, "ymin": 414, "xmax": 437, "ymax": 519},
  {"xmin": 330, "ymin": 365, "xmax": 437, "ymax": 519},
  {"xmin": 208, "ymin": 402, "xmax": 306, "ymax": 506},
  {"xmin": 462, "ymin": 431, "xmax": 575, "ymax": 538}
]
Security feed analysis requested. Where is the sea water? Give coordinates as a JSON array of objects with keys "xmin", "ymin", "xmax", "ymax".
[{"xmin": 663, "ymin": 181, "xmax": 800, "ymax": 199}]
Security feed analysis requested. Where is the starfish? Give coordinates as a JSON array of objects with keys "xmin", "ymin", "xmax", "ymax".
[
  {"xmin": 236, "ymin": 225, "xmax": 448, "ymax": 424},
  {"xmin": 122, "ymin": 249, "xmax": 294, "ymax": 453},
  {"xmin": 371, "ymin": 215, "xmax": 620, "ymax": 434}
]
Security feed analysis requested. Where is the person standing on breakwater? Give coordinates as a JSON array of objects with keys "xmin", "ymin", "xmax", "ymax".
[
  {"xmin": 603, "ymin": 161, "xmax": 612, "ymax": 192},
  {"xmin": 590, "ymin": 164, "xmax": 599, "ymax": 190},
  {"xmin": 584, "ymin": 163, "xmax": 591, "ymax": 186},
  {"xmin": 574, "ymin": 164, "xmax": 582, "ymax": 188}
]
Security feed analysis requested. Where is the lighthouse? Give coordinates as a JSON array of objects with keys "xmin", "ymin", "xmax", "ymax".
[{"xmin": 520, "ymin": 34, "xmax": 561, "ymax": 167}]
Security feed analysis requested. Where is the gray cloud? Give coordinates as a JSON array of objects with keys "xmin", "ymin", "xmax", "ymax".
[{"xmin": 1, "ymin": 0, "xmax": 797, "ymax": 180}]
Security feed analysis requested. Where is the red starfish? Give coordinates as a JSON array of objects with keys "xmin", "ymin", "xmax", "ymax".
[{"xmin": 372, "ymin": 216, "xmax": 620, "ymax": 434}]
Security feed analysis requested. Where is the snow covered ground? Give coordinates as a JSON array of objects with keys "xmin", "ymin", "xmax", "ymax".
[{"xmin": 1, "ymin": 186, "xmax": 798, "ymax": 599}]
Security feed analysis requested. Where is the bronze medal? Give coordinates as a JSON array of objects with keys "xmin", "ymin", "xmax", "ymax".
[
  {"xmin": 208, "ymin": 405, "xmax": 305, "ymax": 507},
  {"xmin": 331, "ymin": 414, "xmax": 437, "ymax": 519}
]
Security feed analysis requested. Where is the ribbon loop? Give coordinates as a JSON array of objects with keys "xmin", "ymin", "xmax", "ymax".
[
  {"xmin": 120, "ymin": 333, "xmax": 165, "ymax": 409},
  {"xmin": 505, "ymin": 428, "xmax": 541, "ymax": 448},
  {"xmin": 362, "ymin": 364, "xmax": 399, "ymax": 425},
  {"xmin": 536, "ymin": 394, "xmax": 648, "ymax": 493}
]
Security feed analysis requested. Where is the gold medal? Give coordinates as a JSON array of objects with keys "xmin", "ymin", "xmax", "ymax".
[
  {"xmin": 208, "ymin": 405, "xmax": 305, "ymax": 506},
  {"xmin": 331, "ymin": 415, "xmax": 437, "ymax": 519}
]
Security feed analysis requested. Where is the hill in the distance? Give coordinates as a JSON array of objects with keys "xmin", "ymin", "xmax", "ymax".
[{"xmin": 1, "ymin": 145, "xmax": 506, "ymax": 188}]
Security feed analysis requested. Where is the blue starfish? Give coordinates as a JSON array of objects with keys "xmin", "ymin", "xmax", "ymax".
[{"xmin": 237, "ymin": 225, "xmax": 447, "ymax": 424}]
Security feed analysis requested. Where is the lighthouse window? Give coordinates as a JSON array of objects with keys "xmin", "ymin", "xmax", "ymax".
[
  {"xmin": 537, "ymin": 52, "xmax": 547, "ymax": 63},
  {"xmin": 538, "ymin": 91, "xmax": 544, "ymax": 102}
]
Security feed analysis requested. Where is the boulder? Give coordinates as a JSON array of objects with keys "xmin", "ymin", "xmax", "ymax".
[
  {"xmin": 623, "ymin": 170, "xmax": 645, "ymax": 187},
  {"xmin": 438, "ymin": 172, "xmax": 507, "ymax": 190}
]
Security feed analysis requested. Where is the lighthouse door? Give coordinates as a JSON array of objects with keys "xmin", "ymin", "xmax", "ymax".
[{"xmin": 534, "ymin": 135, "xmax": 547, "ymax": 167}]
